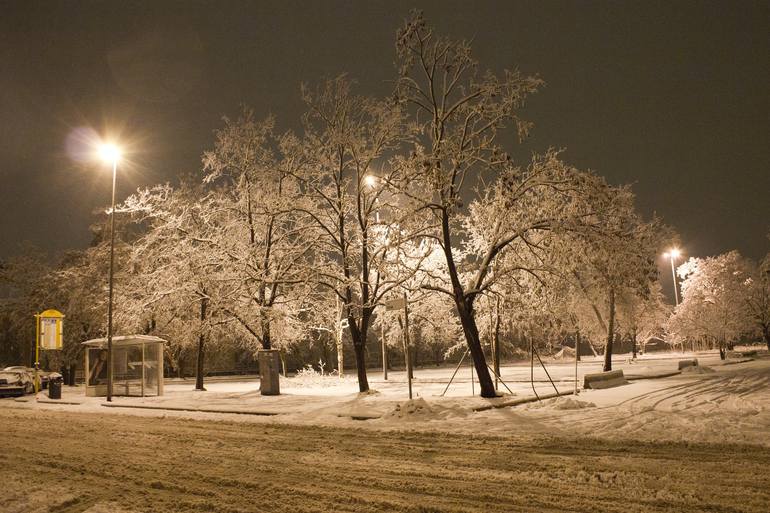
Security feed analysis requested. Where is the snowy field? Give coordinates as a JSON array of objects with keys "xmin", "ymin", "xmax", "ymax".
[
  {"xmin": 5, "ymin": 350, "xmax": 768, "ymax": 446},
  {"xmin": 2, "ymin": 350, "xmax": 769, "ymax": 512}
]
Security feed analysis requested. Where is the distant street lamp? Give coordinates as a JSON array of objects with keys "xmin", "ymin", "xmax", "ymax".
[
  {"xmin": 364, "ymin": 175, "xmax": 377, "ymax": 188},
  {"xmin": 98, "ymin": 143, "xmax": 121, "ymax": 402},
  {"xmin": 663, "ymin": 248, "xmax": 682, "ymax": 306}
]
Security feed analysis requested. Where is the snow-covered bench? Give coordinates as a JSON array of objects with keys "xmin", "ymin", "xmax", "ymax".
[
  {"xmin": 583, "ymin": 369, "xmax": 627, "ymax": 389},
  {"xmin": 678, "ymin": 358, "xmax": 698, "ymax": 370}
]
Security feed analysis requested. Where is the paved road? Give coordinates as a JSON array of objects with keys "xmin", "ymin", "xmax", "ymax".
[{"xmin": 1, "ymin": 408, "xmax": 769, "ymax": 513}]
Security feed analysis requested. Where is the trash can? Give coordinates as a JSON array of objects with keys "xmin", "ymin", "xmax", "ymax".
[
  {"xmin": 48, "ymin": 378, "xmax": 62, "ymax": 400},
  {"xmin": 258, "ymin": 349, "xmax": 281, "ymax": 396}
]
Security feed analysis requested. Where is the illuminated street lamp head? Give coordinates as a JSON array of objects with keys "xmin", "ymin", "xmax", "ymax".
[
  {"xmin": 664, "ymin": 248, "xmax": 681, "ymax": 259},
  {"xmin": 364, "ymin": 175, "xmax": 377, "ymax": 188},
  {"xmin": 98, "ymin": 143, "xmax": 121, "ymax": 164}
]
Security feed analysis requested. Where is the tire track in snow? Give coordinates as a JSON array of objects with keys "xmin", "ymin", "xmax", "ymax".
[{"xmin": 2, "ymin": 408, "xmax": 770, "ymax": 513}]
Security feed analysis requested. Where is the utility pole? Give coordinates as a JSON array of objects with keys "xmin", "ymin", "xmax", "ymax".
[
  {"xmin": 381, "ymin": 322, "xmax": 388, "ymax": 380},
  {"xmin": 403, "ymin": 292, "xmax": 412, "ymax": 400}
]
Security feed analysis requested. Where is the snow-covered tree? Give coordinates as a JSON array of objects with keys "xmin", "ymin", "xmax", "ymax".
[
  {"xmin": 745, "ymin": 249, "xmax": 770, "ymax": 350},
  {"xmin": 295, "ymin": 76, "xmax": 421, "ymax": 392},
  {"xmin": 201, "ymin": 110, "xmax": 314, "ymax": 351},
  {"xmin": 0, "ymin": 216, "xmax": 138, "ymax": 372},
  {"xmin": 0, "ymin": 246, "xmax": 56, "ymax": 367},
  {"xmin": 391, "ymin": 13, "xmax": 658, "ymax": 394},
  {"xmin": 301, "ymin": 287, "xmax": 347, "ymax": 377},
  {"xmin": 560, "ymin": 186, "xmax": 667, "ymax": 371},
  {"xmin": 668, "ymin": 251, "xmax": 754, "ymax": 358},
  {"xmin": 391, "ymin": 12, "xmax": 542, "ymax": 397},
  {"xmin": 377, "ymin": 242, "xmax": 465, "ymax": 369},
  {"xmin": 124, "ymin": 180, "xmax": 243, "ymax": 390},
  {"xmin": 616, "ymin": 281, "xmax": 671, "ymax": 357},
  {"xmin": 124, "ymin": 110, "xmax": 317, "ymax": 387}
]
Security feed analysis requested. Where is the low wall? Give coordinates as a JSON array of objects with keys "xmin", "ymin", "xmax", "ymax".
[
  {"xmin": 678, "ymin": 358, "xmax": 698, "ymax": 370},
  {"xmin": 583, "ymin": 369, "xmax": 627, "ymax": 390}
]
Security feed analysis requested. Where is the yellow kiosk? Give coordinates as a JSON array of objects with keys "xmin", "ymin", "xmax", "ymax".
[{"xmin": 34, "ymin": 309, "xmax": 64, "ymax": 392}]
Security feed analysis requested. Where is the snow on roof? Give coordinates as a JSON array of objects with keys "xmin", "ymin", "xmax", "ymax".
[{"xmin": 82, "ymin": 335, "xmax": 166, "ymax": 347}]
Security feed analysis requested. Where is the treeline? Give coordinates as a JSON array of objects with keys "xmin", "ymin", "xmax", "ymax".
[{"xmin": 1, "ymin": 13, "xmax": 767, "ymax": 396}]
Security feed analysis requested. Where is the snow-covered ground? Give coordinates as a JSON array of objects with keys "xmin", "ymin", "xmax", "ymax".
[
  {"xmin": 5, "ymin": 350, "xmax": 769, "ymax": 446},
  {"xmin": 2, "ymin": 350, "xmax": 770, "ymax": 513}
]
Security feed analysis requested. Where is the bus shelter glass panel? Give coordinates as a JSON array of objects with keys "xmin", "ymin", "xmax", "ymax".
[
  {"xmin": 142, "ymin": 342, "xmax": 161, "ymax": 396},
  {"xmin": 87, "ymin": 348, "xmax": 108, "ymax": 386},
  {"xmin": 113, "ymin": 343, "xmax": 161, "ymax": 397},
  {"xmin": 113, "ymin": 344, "xmax": 140, "ymax": 396}
]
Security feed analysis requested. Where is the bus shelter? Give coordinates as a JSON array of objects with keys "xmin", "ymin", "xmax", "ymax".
[{"xmin": 83, "ymin": 335, "xmax": 165, "ymax": 397}]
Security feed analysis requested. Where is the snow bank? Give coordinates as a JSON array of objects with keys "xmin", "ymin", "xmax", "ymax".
[
  {"xmin": 379, "ymin": 397, "xmax": 472, "ymax": 424},
  {"xmin": 385, "ymin": 397, "xmax": 434, "ymax": 418},
  {"xmin": 526, "ymin": 396, "xmax": 596, "ymax": 410}
]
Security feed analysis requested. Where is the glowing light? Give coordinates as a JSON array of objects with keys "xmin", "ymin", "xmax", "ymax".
[
  {"xmin": 364, "ymin": 175, "xmax": 377, "ymax": 188},
  {"xmin": 98, "ymin": 143, "xmax": 121, "ymax": 164},
  {"xmin": 664, "ymin": 248, "xmax": 681, "ymax": 259}
]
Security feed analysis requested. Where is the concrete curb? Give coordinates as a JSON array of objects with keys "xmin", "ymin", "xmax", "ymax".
[
  {"xmin": 721, "ymin": 358, "xmax": 754, "ymax": 366},
  {"xmin": 341, "ymin": 413, "xmax": 383, "ymax": 420},
  {"xmin": 101, "ymin": 402, "xmax": 382, "ymax": 421},
  {"xmin": 101, "ymin": 403, "xmax": 282, "ymax": 416},
  {"xmin": 625, "ymin": 371, "xmax": 682, "ymax": 380}
]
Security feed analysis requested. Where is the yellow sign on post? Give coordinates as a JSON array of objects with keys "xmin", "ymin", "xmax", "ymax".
[
  {"xmin": 38, "ymin": 309, "xmax": 64, "ymax": 350},
  {"xmin": 33, "ymin": 309, "xmax": 64, "ymax": 396}
]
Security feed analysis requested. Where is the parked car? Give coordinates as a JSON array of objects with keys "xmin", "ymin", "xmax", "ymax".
[
  {"xmin": 0, "ymin": 368, "xmax": 34, "ymax": 397},
  {"xmin": 2, "ymin": 366, "xmax": 61, "ymax": 390}
]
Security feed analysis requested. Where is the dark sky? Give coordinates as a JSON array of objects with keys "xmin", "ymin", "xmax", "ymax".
[{"xmin": 2, "ymin": 0, "xmax": 769, "ymax": 284}]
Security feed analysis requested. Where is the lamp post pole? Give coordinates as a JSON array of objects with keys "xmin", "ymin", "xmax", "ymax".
[
  {"xmin": 669, "ymin": 253, "xmax": 679, "ymax": 307},
  {"xmin": 106, "ymin": 158, "xmax": 117, "ymax": 402}
]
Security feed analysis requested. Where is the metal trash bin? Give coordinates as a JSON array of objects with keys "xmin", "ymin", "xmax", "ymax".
[
  {"xmin": 48, "ymin": 378, "xmax": 62, "ymax": 399},
  {"xmin": 258, "ymin": 349, "xmax": 281, "ymax": 396}
]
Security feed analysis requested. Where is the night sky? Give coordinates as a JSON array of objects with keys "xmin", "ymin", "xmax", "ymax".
[{"xmin": 2, "ymin": 0, "xmax": 768, "ymax": 284}]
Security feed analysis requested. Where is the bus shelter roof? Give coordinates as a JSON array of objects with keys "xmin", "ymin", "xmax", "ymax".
[{"xmin": 82, "ymin": 335, "xmax": 166, "ymax": 348}]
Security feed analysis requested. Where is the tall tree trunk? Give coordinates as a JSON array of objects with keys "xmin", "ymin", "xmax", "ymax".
[
  {"xmin": 493, "ymin": 296, "xmax": 501, "ymax": 385},
  {"xmin": 764, "ymin": 326, "xmax": 770, "ymax": 351},
  {"xmin": 439, "ymin": 209, "xmax": 496, "ymax": 398},
  {"xmin": 455, "ymin": 298, "xmax": 497, "ymax": 397},
  {"xmin": 195, "ymin": 295, "xmax": 208, "ymax": 391},
  {"xmin": 351, "ymin": 337, "xmax": 369, "ymax": 393},
  {"xmin": 348, "ymin": 313, "xmax": 370, "ymax": 393},
  {"xmin": 260, "ymin": 314, "xmax": 271, "ymax": 350},
  {"xmin": 603, "ymin": 287, "xmax": 616, "ymax": 372},
  {"xmin": 631, "ymin": 328, "xmax": 638, "ymax": 359}
]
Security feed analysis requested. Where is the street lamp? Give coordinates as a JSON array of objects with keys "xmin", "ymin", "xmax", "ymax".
[
  {"xmin": 663, "ymin": 248, "xmax": 682, "ymax": 306},
  {"xmin": 363, "ymin": 175, "xmax": 381, "ymax": 222},
  {"xmin": 99, "ymin": 143, "xmax": 121, "ymax": 402}
]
